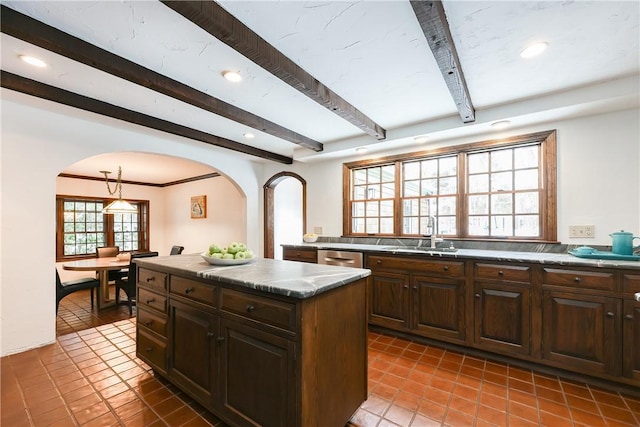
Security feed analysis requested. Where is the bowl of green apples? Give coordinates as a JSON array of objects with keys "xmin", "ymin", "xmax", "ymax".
[{"xmin": 201, "ymin": 241, "xmax": 255, "ymax": 266}]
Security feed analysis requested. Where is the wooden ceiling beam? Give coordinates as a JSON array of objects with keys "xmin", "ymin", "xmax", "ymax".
[
  {"xmin": 161, "ymin": 1, "xmax": 387, "ymax": 140},
  {"xmin": 0, "ymin": 5, "xmax": 321, "ymax": 152},
  {"xmin": 1, "ymin": 71, "xmax": 293, "ymax": 164},
  {"xmin": 410, "ymin": 0, "xmax": 475, "ymax": 123}
]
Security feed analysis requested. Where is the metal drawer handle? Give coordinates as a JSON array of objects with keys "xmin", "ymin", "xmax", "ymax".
[
  {"xmin": 498, "ymin": 270, "xmax": 504, "ymax": 275},
  {"xmin": 625, "ymin": 314, "xmax": 633, "ymax": 320},
  {"xmin": 246, "ymin": 305, "xmax": 255, "ymax": 312},
  {"xmin": 475, "ymin": 293, "xmax": 481, "ymax": 299},
  {"xmin": 207, "ymin": 332, "xmax": 215, "ymax": 337},
  {"xmin": 403, "ymin": 285, "xmax": 409, "ymax": 289},
  {"xmin": 216, "ymin": 336, "xmax": 225, "ymax": 342},
  {"xmin": 606, "ymin": 312, "xmax": 614, "ymax": 318},
  {"xmin": 574, "ymin": 277, "xmax": 581, "ymax": 283},
  {"xmin": 145, "ymin": 347, "xmax": 153, "ymax": 353},
  {"xmin": 146, "ymin": 298, "xmax": 155, "ymax": 304},
  {"xmin": 444, "ymin": 266, "xmax": 449, "ymax": 271},
  {"xmin": 377, "ymin": 260, "xmax": 382, "ymax": 264},
  {"xmin": 146, "ymin": 277, "xmax": 155, "ymax": 282},
  {"xmin": 144, "ymin": 320, "xmax": 153, "ymax": 327},
  {"xmin": 185, "ymin": 287, "xmax": 194, "ymax": 294}
]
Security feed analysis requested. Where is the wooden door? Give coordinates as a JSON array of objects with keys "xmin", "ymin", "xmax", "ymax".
[
  {"xmin": 368, "ymin": 272, "xmax": 410, "ymax": 330},
  {"xmin": 412, "ymin": 275, "xmax": 466, "ymax": 342},
  {"xmin": 167, "ymin": 299, "xmax": 218, "ymax": 409},
  {"xmin": 623, "ymin": 299, "xmax": 640, "ymax": 380},
  {"xmin": 474, "ymin": 282, "xmax": 530, "ymax": 355},
  {"xmin": 219, "ymin": 319, "xmax": 296, "ymax": 427},
  {"xmin": 542, "ymin": 290, "xmax": 618, "ymax": 376}
]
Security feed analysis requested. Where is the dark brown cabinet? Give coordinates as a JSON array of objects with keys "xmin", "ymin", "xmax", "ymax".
[
  {"xmin": 282, "ymin": 247, "xmax": 317, "ymax": 263},
  {"xmin": 367, "ymin": 255, "xmax": 466, "ymax": 344},
  {"xmin": 137, "ymin": 263, "xmax": 367, "ymax": 427},
  {"xmin": 622, "ymin": 273, "xmax": 640, "ymax": 381},
  {"xmin": 473, "ymin": 263, "xmax": 532, "ymax": 356}
]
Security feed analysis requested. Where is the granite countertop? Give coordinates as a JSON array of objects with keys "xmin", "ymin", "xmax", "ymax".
[
  {"xmin": 284, "ymin": 242, "xmax": 640, "ymax": 270},
  {"xmin": 134, "ymin": 254, "xmax": 371, "ymax": 299}
]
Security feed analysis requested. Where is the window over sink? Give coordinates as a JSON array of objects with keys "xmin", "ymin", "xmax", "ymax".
[{"xmin": 343, "ymin": 130, "xmax": 557, "ymax": 242}]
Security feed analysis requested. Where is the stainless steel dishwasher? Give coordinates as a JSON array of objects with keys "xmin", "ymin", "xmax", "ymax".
[{"xmin": 317, "ymin": 250, "xmax": 363, "ymax": 268}]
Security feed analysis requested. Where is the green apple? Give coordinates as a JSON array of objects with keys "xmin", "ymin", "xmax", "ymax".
[
  {"xmin": 220, "ymin": 248, "xmax": 228, "ymax": 255},
  {"xmin": 245, "ymin": 250, "xmax": 254, "ymax": 259},
  {"xmin": 209, "ymin": 243, "xmax": 222, "ymax": 254},
  {"xmin": 222, "ymin": 253, "xmax": 234, "ymax": 260},
  {"xmin": 210, "ymin": 252, "xmax": 223, "ymax": 259},
  {"xmin": 238, "ymin": 243, "xmax": 247, "ymax": 252},
  {"xmin": 227, "ymin": 242, "xmax": 240, "ymax": 254},
  {"xmin": 235, "ymin": 251, "xmax": 246, "ymax": 259}
]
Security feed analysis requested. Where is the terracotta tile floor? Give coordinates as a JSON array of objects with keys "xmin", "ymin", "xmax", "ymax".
[{"xmin": 1, "ymin": 289, "xmax": 639, "ymax": 426}]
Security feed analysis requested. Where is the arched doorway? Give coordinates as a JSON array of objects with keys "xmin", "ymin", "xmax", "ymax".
[{"xmin": 263, "ymin": 172, "xmax": 307, "ymax": 259}]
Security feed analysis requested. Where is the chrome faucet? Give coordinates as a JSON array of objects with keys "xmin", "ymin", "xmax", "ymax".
[{"xmin": 427, "ymin": 216, "xmax": 443, "ymax": 249}]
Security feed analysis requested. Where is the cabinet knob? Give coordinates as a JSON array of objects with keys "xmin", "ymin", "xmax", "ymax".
[
  {"xmin": 146, "ymin": 276, "xmax": 155, "ymax": 282},
  {"xmin": 207, "ymin": 332, "xmax": 215, "ymax": 337},
  {"xmin": 443, "ymin": 266, "xmax": 449, "ymax": 271},
  {"xmin": 606, "ymin": 312, "xmax": 614, "ymax": 318},
  {"xmin": 144, "ymin": 320, "xmax": 153, "ymax": 327},
  {"xmin": 146, "ymin": 298, "xmax": 155, "ymax": 304},
  {"xmin": 625, "ymin": 314, "xmax": 633, "ymax": 320},
  {"xmin": 574, "ymin": 277, "xmax": 581, "ymax": 283},
  {"xmin": 145, "ymin": 347, "xmax": 153, "ymax": 353},
  {"xmin": 246, "ymin": 305, "xmax": 255, "ymax": 312},
  {"xmin": 403, "ymin": 285, "xmax": 409, "ymax": 289},
  {"xmin": 216, "ymin": 336, "xmax": 225, "ymax": 342},
  {"xmin": 377, "ymin": 260, "xmax": 382, "ymax": 264},
  {"xmin": 498, "ymin": 270, "xmax": 504, "ymax": 275},
  {"xmin": 412, "ymin": 286, "xmax": 417, "ymax": 290},
  {"xmin": 185, "ymin": 287, "xmax": 194, "ymax": 294},
  {"xmin": 296, "ymin": 252, "xmax": 301, "ymax": 256},
  {"xmin": 475, "ymin": 293, "xmax": 481, "ymax": 299}
]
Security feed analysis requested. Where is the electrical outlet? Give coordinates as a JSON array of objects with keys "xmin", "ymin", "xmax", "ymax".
[
  {"xmin": 313, "ymin": 226, "xmax": 323, "ymax": 234},
  {"xmin": 569, "ymin": 225, "xmax": 595, "ymax": 238}
]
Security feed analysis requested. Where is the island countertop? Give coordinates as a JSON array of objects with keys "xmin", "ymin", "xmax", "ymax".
[{"xmin": 134, "ymin": 254, "xmax": 371, "ymax": 299}]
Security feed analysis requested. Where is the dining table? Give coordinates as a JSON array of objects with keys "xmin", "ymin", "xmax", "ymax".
[{"xmin": 62, "ymin": 255, "xmax": 131, "ymax": 309}]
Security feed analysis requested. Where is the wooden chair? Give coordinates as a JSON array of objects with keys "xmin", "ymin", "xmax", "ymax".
[
  {"xmin": 96, "ymin": 246, "xmax": 126, "ymax": 281},
  {"xmin": 115, "ymin": 251, "xmax": 159, "ymax": 315},
  {"xmin": 170, "ymin": 245, "xmax": 184, "ymax": 255},
  {"xmin": 56, "ymin": 269, "xmax": 100, "ymax": 313}
]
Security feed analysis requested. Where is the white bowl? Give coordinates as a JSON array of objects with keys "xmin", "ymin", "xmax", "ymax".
[
  {"xmin": 201, "ymin": 252, "xmax": 254, "ymax": 266},
  {"xmin": 303, "ymin": 235, "xmax": 318, "ymax": 243}
]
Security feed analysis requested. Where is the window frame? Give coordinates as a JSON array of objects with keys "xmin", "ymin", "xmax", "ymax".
[
  {"xmin": 343, "ymin": 130, "xmax": 557, "ymax": 242},
  {"xmin": 56, "ymin": 195, "xmax": 150, "ymax": 261}
]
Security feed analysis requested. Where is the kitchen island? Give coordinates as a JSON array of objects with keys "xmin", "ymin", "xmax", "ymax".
[{"xmin": 133, "ymin": 255, "xmax": 371, "ymax": 427}]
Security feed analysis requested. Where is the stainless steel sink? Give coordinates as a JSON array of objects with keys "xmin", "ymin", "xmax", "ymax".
[{"xmin": 383, "ymin": 246, "xmax": 458, "ymax": 253}]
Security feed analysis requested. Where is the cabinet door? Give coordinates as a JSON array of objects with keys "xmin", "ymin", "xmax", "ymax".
[
  {"xmin": 369, "ymin": 272, "xmax": 410, "ymax": 329},
  {"xmin": 219, "ymin": 319, "xmax": 296, "ymax": 427},
  {"xmin": 474, "ymin": 283, "xmax": 530, "ymax": 355},
  {"xmin": 542, "ymin": 290, "xmax": 618, "ymax": 376},
  {"xmin": 168, "ymin": 299, "xmax": 218, "ymax": 409},
  {"xmin": 623, "ymin": 299, "xmax": 640, "ymax": 381},
  {"xmin": 412, "ymin": 275, "xmax": 465, "ymax": 342}
]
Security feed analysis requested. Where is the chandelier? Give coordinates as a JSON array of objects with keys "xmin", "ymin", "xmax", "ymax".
[{"xmin": 100, "ymin": 166, "xmax": 138, "ymax": 214}]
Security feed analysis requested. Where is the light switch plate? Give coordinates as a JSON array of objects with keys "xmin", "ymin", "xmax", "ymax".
[
  {"xmin": 313, "ymin": 226, "xmax": 323, "ymax": 234},
  {"xmin": 569, "ymin": 225, "xmax": 595, "ymax": 238}
]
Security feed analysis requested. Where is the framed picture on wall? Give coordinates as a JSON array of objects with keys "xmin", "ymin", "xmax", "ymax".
[{"xmin": 190, "ymin": 195, "xmax": 207, "ymax": 219}]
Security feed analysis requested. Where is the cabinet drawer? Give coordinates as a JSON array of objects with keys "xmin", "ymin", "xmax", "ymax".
[
  {"xmin": 137, "ymin": 306, "xmax": 167, "ymax": 337},
  {"xmin": 367, "ymin": 255, "xmax": 464, "ymax": 277},
  {"xmin": 475, "ymin": 263, "xmax": 531, "ymax": 283},
  {"xmin": 138, "ymin": 268, "xmax": 168, "ymax": 291},
  {"xmin": 170, "ymin": 276, "xmax": 217, "ymax": 307},
  {"xmin": 623, "ymin": 273, "xmax": 640, "ymax": 295},
  {"xmin": 543, "ymin": 268, "xmax": 615, "ymax": 291},
  {"xmin": 138, "ymin": 288, "xmax": 167, "ymax": 313},
  {"xmin": 137, "ymin": 329, "xmax": 166, "ymax": 373},
  {"xmin": 220, "ymin": 288, "xmax": 296, "ymax": 332},
  {"xmin": 283, "ymin": 247, "xmax": 317, "ymax": 263}
]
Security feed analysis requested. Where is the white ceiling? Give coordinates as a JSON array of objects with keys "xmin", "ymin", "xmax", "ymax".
[{"xmin": 2, "ymin": 0, "xmax": 639, "ymax": 183}]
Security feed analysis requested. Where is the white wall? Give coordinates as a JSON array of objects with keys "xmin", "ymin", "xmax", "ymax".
[
  {"xmin": 273, "ymin": 178, "xmax": 303, "ymax": 259},
  {"xmin": 0, "ymin": 93, "xmax": 262, "ymax": 356},
  {"xmin": 262, "ymin": 108, "xmax": 640, "ymax": 246}
]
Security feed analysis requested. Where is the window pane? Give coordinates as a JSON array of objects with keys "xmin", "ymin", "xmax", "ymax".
[
  {"xmin": 514, "ymin": 145, "xmax": 538, "ymax": 169},
  {"xmin": 380, "ymin": 217, "xmax": 394, "ymax": 234},
  {"xmin": 468, "ymin": 152, "xmax": 488, "ymax": 174},
  {"xmin": 404, "ymin": 162, "xmax": 420, "ymax": 180},
  {"xmin": 438, "ymin": 196, "xmax": 456, "ymax": 216},
  {"xmin": 491, "ymin": 149, "xmax": 512, "ymax": 171},
  {"xmin": 353, "ymin": 186, "xmax": 366, "ymax": 200},
  {"xmin": 491, "ymin": 171, "xmax": 513, "ymax": 192},
  {"xmin": 403, "ymin": 199, "xmax": 418, "ymax": 216},
  {"xmin": 468, "ymin": 173, "xmax": 489, "ymax": 193},
  {"xmin": 421, "ymin": 179, "xmax": 437, "ymax": 196},
  {"xmin": 491, "ymin": 215, "xmax": 513, "ymax": 236},
  {"xmin": 380, "ymin": 200, "xmax": 394, "ymax": 216},
  {"xmin": 420, "ymin": 159, "xmax": 438, "ymax": 178},
  {"xmin": 491, "ymin": 194, "xmax": 513, "ymax": 215},
  {"xmin": 368, "ymin": 167, "xmax": 381, "ymax": 183},
  {"xmin": 366, "ymin": 218, "xmax": 379, "ymax": 234},
  {"xmin": 381, "ymin": 165, "xmax": 395, "ymax": 182},
  {"xmin": 515, "ymin": 192, "xmax": 539, "ymax": 214},
  {"xmin": 353, "ymin": 201, "xmax": 365, "ymax": 217},
  {"xmin": 354, "ymin": 169, "xmax": 367, "ymax": 185},
  {"xmin": 353, "ymin": 218, "xmax": 365, "ymax": 233},
  {"xmin": 469, "ymin": 216, "xmax": 489, "ymax": 235},
  {"xmin": 439, "ymin": 157, "xmax": 457, "ymax": 176},
  {"xmin": 381, "ymin": 183, "xmax": 395, "ymax": 198},
  {"xmin": 419, "ymin": 198, "xmax": 432, "ymax": 216},
  {"xmin": 439, "ymin": 216, "xmax": 457, "ymax": 235},
  {"xmin": 439, "ymin": 177, "xmax": 457, "ymax": 195},
  {"xmin": 367, "ymin": 185, "xmax": 380, "ymax": 199},
  {"xmin": 403, "ymin": 217, "xmax": 419, "ymax": 235},
  {"xmin": 366, "ymin": 201, "xmax": 379, "ymax": 217},
  {"xmin": 404, "ymin": 180, "xmax": 419, "ymax": 197},
  {"xmin": 515, "ymin": 215, "xmax": 540, "ymax": 236},
  {"xmin": 468, "ymin": 195, "xmax": 488, "ymax": 215},
  {"xmin": 514, "ymin": 169, "xmax": 538, "ymax": 190}
]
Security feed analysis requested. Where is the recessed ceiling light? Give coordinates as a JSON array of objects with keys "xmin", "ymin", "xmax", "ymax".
[
  {"xmin": 222, "ymin": 71, "xmax": 242, "ymax": 82},
  {"xmin": 491, "ymin": 120, "xmax": 511, "ymax": 130},
  {"xmin": 413, "ymin": 135, "xmax": 429, "ymax": 143},
  {"xmin": 355, "ymin": 147, "xmax": 368, "ymax": 154},
  {"xmin": 520, "ymin": 42, "xmax": 548, "ymax": 58},
  {"xmin": 243, "ymin": 133, "xmax": 255, "ymax": 139},
  {"xmin": 19, "ymin": 55, "xmax": 47, "ymax": 68}
]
